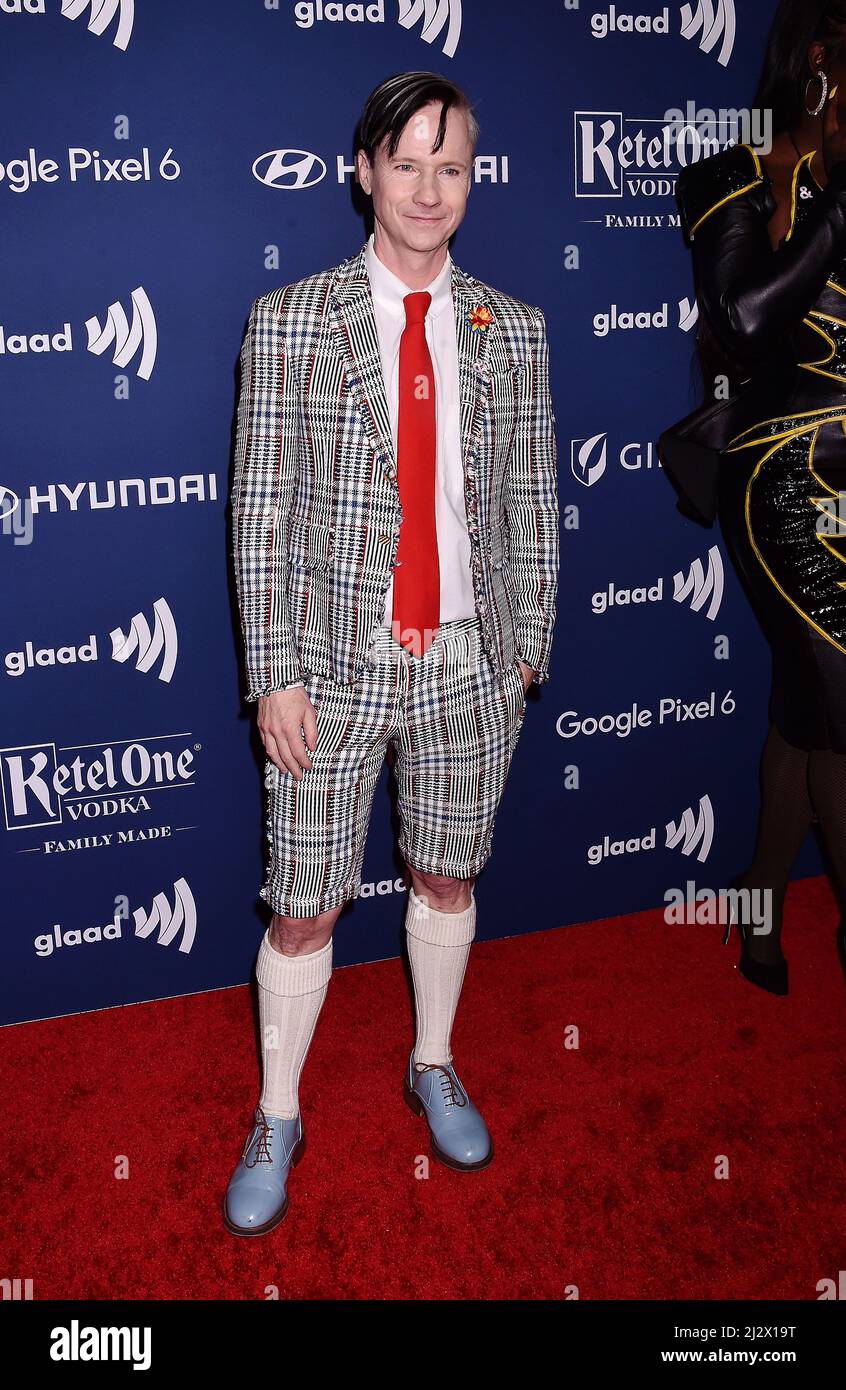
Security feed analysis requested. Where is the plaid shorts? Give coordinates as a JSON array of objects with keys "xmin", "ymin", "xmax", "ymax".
[{"xmin": 259, "ymin": 617, "xmax": 527, "ymax": 917}]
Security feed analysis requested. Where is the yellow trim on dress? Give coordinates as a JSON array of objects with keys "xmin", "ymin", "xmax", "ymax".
[
  {"xmin": 741, "ymin": 424, "xmax": 846, "ymax": 650},
  {"xmin": 719, "ymin": 153, "xmax": 846, "ymax": 642},
  {"xmin": 687, "ymin": 143, "xmax": 765, "ymax": 239}
]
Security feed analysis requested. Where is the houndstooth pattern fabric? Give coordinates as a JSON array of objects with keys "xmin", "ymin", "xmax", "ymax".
[
  {"xmin": 260, "ymin": 618, "xmax": 528, "ymax": 916},
  {"xmin": 230, "ymin": 240, "xmax": 559, "ymax": 700}
]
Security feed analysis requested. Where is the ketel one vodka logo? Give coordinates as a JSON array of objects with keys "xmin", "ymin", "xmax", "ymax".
[
  {"xmin": 61, "ymin": 0, "xmax": 135, "ymax": 51},
  {"xmin": 4, "ymin": 598, "xmax": 178, "ymax": 685},
  {"xmin": 575, "ymin": 111, "xmax": 696, "ymax": 200},
  {"xmin": 0, "ymin": 287, "xmax": 157, "ymax": 380},
  {"xmin": 0, "ymin": 735, "xmax": 197, "ymax": 833},
  {"xmin": 34, "ymin": 879, "xmax": 198, "ymax": 959}
]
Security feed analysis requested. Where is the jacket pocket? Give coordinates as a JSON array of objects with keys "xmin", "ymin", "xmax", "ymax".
[{"xmin": 286, "ymin": 516, "xmax": 336, "ymax": 571}]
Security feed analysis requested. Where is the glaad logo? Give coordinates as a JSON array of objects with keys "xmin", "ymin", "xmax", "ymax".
[
  {"xmin": 61, "ymin": 0, "xmax": 134, "ymax": 51},
  {"xmin": 0, "ymin": 288, "xmax": 156, "ymax": 380},
  {"xmin": 253, "ymin": 149, "xmax": 327, "ymax": 189},
  {"xmin": 679, "ymin": 296, "xmax": 698, "ymax": 332},
  {"xmin": 356, "ymin": 875, "xmax": 408, "ymax": 899},
  {"xmin": 571, "ymin": 432, "xmax": 664, "ymax": 487},
  {"xmin": 291, "ymin": 0, "xmax": 462, "ymax": 58},
  {"xmin": 133, "ymin": 877, "xmax": 196, "ymax": 953},
  {"xmin": 591, "ymin": 548, "xmax": 723, "ymax": 619},
  {"xmin": 673, "ymin": 545, "xmax": 724, "ymax": 620},
  {"xmin": 592, "ymin": 297, "xmax": 697, "ymax": 336},
  {"xmin": 398, "ymin": 0, "xmax": 461, "ymax": 58},
  {"xmin": 86, "ymin": 286, "xmax": 156, "ymax": 380},
  {"xmin": 34, "ymin": 879, "xmax": 197, "ymax": 958},
  {"xmin": 0, "ymin": 735, "xmax": 197, "ymax": 832},
  {"xmin": 589, "ymin": 2, "xmax": 736, "ymax": 68},
  {"xmin": 680, "ymin": 0, "xmax": 735, "ymax": 69},
  {"xmin": 587, "ymin": 793, "xmax": 714, "ymax": 865},
  {"xmin": 111, "ymin": 598, "xmax": 178, "ymax": 682},
  {"xmin": 666, "ymin": 793, "xmax": 714, "ymax": 862},
  {"xmin": 4, "ymin": 599, "xmax": 178, "ymax": 684}
]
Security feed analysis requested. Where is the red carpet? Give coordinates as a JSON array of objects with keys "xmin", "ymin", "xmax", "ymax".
[{"xmin": 2, "ymin": 875, "xmax": 845, "ymax": 1301}]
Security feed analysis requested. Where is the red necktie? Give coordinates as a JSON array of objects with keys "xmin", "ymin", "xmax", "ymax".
[{"xmin": 392, "ymin": 290, "xmax": 439, "ymax": 658}]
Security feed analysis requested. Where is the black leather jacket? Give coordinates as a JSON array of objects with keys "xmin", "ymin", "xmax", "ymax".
[{"xmin": 659, "ymin": 141, "xmax": 846, "ymax": 524}]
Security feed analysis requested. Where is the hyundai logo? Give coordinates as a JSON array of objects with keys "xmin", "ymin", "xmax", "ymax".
[{"xmin": 253, "ymin": 150, "xmax": 328, "ymax": 190}]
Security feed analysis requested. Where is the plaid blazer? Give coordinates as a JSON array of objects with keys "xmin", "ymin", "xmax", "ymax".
[{"xmin": 231, "ymin": 239, "xmax": 559, "ymax": 699}]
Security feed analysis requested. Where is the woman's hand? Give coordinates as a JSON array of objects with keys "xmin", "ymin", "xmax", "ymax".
[
  {"xmin": 822, "ymin": 83, "xmax": 846, "ymax": 177},
  {"xmin": 258, "ymin": 688, "xmax": 318, "ymax": 779}
]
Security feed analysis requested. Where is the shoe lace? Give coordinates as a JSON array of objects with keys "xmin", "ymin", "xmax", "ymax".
[
  {"xmin": 415, "ymin": 1063, "xmax": 466, "ymax": 1110},
  {"xmin": 244, "ymin": 1105, "xmax": 274, "ymax": 1167}
]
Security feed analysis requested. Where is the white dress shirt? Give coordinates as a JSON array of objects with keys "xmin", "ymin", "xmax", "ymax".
[{"xmin": 364, "ymin": 232, "xmax": 475, "ymax": 630}]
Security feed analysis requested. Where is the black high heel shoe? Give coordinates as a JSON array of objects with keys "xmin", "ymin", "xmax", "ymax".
[{"xmin": 721, "ymin": 875, "xmax": 789, "ymax": 996}]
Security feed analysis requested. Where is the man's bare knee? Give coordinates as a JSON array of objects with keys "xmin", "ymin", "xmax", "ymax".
[
  {"xmin": 409, "ymin": 868, "xmax": 475, "ymax": 911},
  {"xmin": 269, "ymin": 901, "xmax": 346, "ymax": 955}
]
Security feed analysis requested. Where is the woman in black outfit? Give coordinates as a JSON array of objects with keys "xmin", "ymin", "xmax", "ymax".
[{"xmin": 665, "ymin": 0, "xmax": 846, "ymax": 994}]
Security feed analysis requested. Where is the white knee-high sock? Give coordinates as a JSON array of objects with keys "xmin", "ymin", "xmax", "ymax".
[
  {"xmin": 404, "ymin": 885, "xmax": 476, "ymax": 1067},
  {"xmin": 255, "ymin": 930, "xmax": 333, "ymax": 1120}
]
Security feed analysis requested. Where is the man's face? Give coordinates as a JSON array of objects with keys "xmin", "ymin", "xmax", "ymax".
[{"xmin": 356, "ymin": 100, "xmax": 473, "ymax": 255}]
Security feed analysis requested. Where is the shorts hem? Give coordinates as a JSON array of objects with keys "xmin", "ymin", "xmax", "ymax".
[
  {"xmin": 258, "ymin": 884, "xmax": 355, "ymax": 919},
  {"xmin": 400, "ymin": 851, "xmax": 489, "ymax": 880}
]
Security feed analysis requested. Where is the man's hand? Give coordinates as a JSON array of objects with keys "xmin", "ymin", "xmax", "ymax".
[
  {"xmin": 258, "ymin": 688, "xmax": 318, "ymax": 779},
  {"xmin": 517, "ymin": 658, "xmax": 534, "ymax": 694}
]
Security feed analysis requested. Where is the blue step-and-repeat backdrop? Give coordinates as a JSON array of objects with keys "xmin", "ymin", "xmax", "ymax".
[{"xmin": 2, "ymin": 1, "xmax": 808, "ymax": 1027}]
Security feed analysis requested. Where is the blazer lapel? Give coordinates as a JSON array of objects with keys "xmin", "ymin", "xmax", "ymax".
[
  {"xmin": 328, "ymin": 243, "xmax": 395, "ymax": 461},
  {"xmin": 451, "ymin": 258, "xmax": 496, "ymax": 467},
  {"xmin": 328, "ymin": 240, "xmax": 495, "ymax": 475}
]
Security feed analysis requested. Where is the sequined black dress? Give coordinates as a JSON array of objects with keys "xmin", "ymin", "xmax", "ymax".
[{"xmin": 671, "ymin": 142, "xmax": 846, "ymax": 752}]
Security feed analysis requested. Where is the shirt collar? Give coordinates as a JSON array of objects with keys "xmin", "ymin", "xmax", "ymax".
[{"xmin": 364, "ymin": 231, "xmax": 453, "ymax": 319}]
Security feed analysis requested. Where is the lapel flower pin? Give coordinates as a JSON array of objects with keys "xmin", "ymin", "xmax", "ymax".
[{"xmin": 467, "ymin": 304, "xmax": 493, "ymax": 331}]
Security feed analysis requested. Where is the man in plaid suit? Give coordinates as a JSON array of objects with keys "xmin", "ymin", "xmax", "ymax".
[{"xmin": 225, "ymin": 71, "xmax": 559, "ymax": 1235}]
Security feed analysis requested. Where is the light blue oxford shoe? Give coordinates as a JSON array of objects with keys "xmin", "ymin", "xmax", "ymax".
[
  {"xmin": 223, "ymin": 1104, "xmax": 306, "ymax": 1236},
  {"xmin": 403, "ymin": 1052, "xmax": 493, "ymax": 1171}
]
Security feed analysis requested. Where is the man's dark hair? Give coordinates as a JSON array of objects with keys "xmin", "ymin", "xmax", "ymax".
[{"xmin": 354, "ymin": 70, "xmax": 479, "ymax": 168}]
